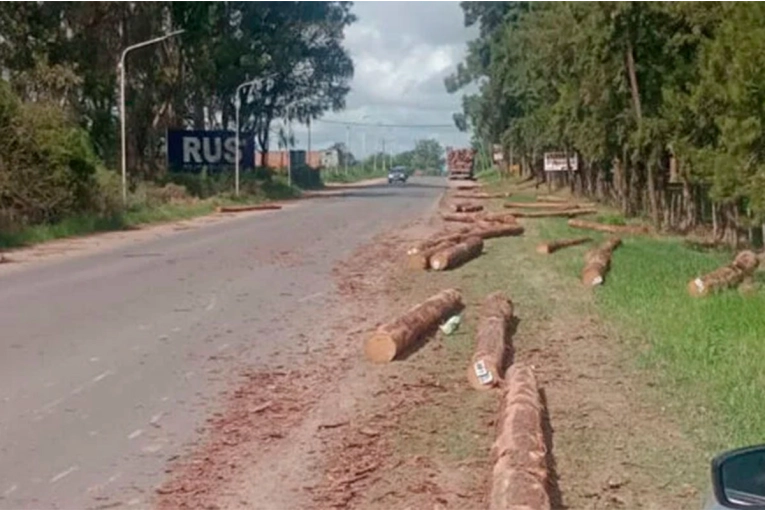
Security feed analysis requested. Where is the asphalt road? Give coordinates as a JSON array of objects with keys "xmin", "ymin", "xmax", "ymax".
[{"xmin": 0, "ymin": 177, "xmax": 445, "ymax": 509}]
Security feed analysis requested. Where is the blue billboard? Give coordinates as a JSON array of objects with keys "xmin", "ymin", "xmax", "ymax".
[{"xmin": 166, "ymin": 130, "xmax": 255, "ymax": 172}]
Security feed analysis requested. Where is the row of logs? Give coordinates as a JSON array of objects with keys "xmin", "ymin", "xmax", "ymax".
[{"xmin": 363, "ymin": 287, "xmax": 549, "ymax": 508}]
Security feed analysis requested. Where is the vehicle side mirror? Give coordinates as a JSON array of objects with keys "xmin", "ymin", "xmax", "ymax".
[{"xmin": 713, "ymin": 445, "xmax": 765, "ymax": 508}]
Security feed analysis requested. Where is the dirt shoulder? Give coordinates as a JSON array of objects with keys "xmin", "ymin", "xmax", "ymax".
[{"xmin": 157, "ymin": 177, "xmax": 708, "ymax": 509}]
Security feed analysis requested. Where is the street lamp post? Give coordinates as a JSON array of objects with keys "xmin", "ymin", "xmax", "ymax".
[{"xmin": 119, "ymin": 29, "xmax": 184, "ymax": 205}]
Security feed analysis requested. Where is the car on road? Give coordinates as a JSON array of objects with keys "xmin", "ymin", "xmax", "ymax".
[
  {"xmin": 388, "ymin": 166, "xmax": 408, "ymax": 184},
  {"xmin": 704, "ymin": 444, "xmax": 765, "ymax": 509}
]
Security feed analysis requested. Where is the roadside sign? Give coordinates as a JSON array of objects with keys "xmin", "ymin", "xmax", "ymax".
[
  {"xmin": 543, "ymin": 152, "xmax": 578, "ymax": 172},
  {"xmin": 166, "ymin": 129, "xmax": 255, "ymax": 172}
]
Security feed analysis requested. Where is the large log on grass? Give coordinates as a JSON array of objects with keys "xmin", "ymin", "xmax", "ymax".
[
  {"xmin": 503, "ymin": 208, "xmax": 597, "ymax": 218},
  {"xmin": 480, "ymin": 213, "xmax": 518, "ymax": 225},
  {"xmin": 489, "ymin": 364, "xmax": 549, "ymax": 510},
  {"xmin": 536, "ymin": 237, "xmax": 592, "ymax": 255},
  {"xmin": 430, "ymin": 236, "xmax": 484, "ymax": 271},
  {"xmin": 364, "ymin": 289, "xmax": 463, "ymax": 363},
  {"xmin": 441, "ymin": 212, "xmax": 482, "ymax": 224},
  {"xmin": 467, "ymin": 292, "xmax": 514, "ymax": 390},
  {"xmin": 581, "ymin": 237, "xmax": 622, "ymax": 286},
  {"xmin": 453, "ymin": 202, "xmax": 484, "ymax": 213},
  {"xmin": 477, "ymin": 223, "xmax": 525, "ymax": 239},
  {"xmin": 687, "ymin": 250, "xmax": 760, "ymax": 297},
  {"xmin": 536, "ymin": 195, "xmax": 569, "ymax": 203},
  {"xmin": 568, "ymin": 218, "xmax": 649, "ymax": 235}
]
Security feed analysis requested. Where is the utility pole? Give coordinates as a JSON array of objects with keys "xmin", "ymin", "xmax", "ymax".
[
  {"xmin": 307, "ymin": 118, "xmax": 312, "ymax": 167},
  {"xmin": 382, "ymin": 139, "xmax": 386, "ymax": 171}
]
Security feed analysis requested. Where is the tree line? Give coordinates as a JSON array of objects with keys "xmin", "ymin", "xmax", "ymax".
[{"xmin": 447, "ymin": 2, "xmax": 765, "ymax": 245}]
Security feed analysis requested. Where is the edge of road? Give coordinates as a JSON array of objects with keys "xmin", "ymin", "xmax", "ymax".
[{"xmin": 0, "ymin": 177, "xmax": 391, "ymax": 276}]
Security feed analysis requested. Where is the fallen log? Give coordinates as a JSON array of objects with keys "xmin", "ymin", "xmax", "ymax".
[
  {"xmin": 456, "ymin": 185, "xmax": 481, "ymax": 191},
  {"xmin": 364, "ymin": 289, "xmax": 463, "ymax": 363},
  {"xmin": 503, "ymin": 208, "xmax": 597, "ymax": 218},
  {"xmin": 216, "ymin": 204, "xmax": 282, "ymax": 213},
  {"xmin": 489, "ymin": 364, "xmax": 549, "ymax": 510},
  {"xmin": 476, "ymin": 223, "xmax": 525, "ymax": 240},
  {"xmin": 441, "ymin": 212, "xmax": 482, "ymax": 224},
  {"xmin": 536, "ymin": 237, "xmax": 592, "ymax": 255},
  {"xmin": 581, "ymin": 237, "xmax": 622, "ymax": 286},
  {"xmin": 688, "ymin": 250, "xmax": 760, "ymax": 297},
  {"xmin": 407, "ymin": 239, "xmax": 459, "ymax": 270},
  {"xmin": 504, "ymin": 201, "xmax": 594, "ymax": 210},
  {"xmin": 430, "ymin": 236, "xmax": 484, "ymax": 271},
  {"xmin": 480, "ymin": 213, "xmax": 518, "ymax": 225},
  {"xmin": 453, "ymin": 202, "xmax": 484, "ymax": 213},
  {"xmin": 453, "ymin": 192, "xmax": 511, "ymax": 199},
  {"xmin": 407, "ymin": 227, "xmax": 473, "ymax": 255},
  {"xmin": 536, "ymin": 195, "xmax": 570, "ymax": 203},
  {"xmin": 568, "ymin": 218, "xmax": 649, "ymax": 235},
  {"xmin": 467, "ymin": 292, "xmax": 514, "ymax": 391}
]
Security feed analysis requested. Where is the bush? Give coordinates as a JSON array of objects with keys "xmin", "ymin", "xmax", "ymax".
[{"xmin": 0, "ymin": 82, "xmax": 102, "ymax": 225}]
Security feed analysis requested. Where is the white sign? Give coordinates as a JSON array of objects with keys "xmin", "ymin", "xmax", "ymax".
[{"xmin": 544, "ymin": 152, "xmax": 578, "ymax": 172}]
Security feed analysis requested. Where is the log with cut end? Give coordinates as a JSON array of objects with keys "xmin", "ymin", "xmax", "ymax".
[
  {"xmin": 687, "ymin": 250, "xmax": 760, "ymax": 297},
  {"xmin": 536, "ymin": 237, "xmax": 592, "ymax": 255},
  {"xmin": 453, "ymin": 202, "xmax": 484, "ymax": 213},
  {"xmin": 489, "ymin": 364, "xmax": 549, "ymax": 510},
  {"xmin": 407, "ymin": 239, "xmax": 458, "ymax": 270},
  {"xmin": 480, "ymin": 213, "xmax": 518, "ymax": 225},
  {"xmin": 503, "ymin": 208, "xmax": 597, "ymax": 218},
  {"xmin": 568, "ymin": 218, "xmax": 649, "ymax": 235},
  {"xmin": 430, "ymin": 236, "xmax": 484, "ymax": 271},
  {"xmin": 477, "ymin": 223, "xmax": 525, "ymax": 240},
  {"xmin": 364, "ymin": 289, "xmax": 463, "ymax": 363},
  {"xmin": 581, "ymin": 237, "xmax": 622, "ymax": 286},
  {"xmin": 408, "ymin": 227, "xmax": 473, "ymax": 255},
  {"xmin": 536, "ymin": 195, "xmax": 569, "ymax": 203},
  {"xmin": 467, "ymin": 292, "xmax": 514, "ymax": 390}
]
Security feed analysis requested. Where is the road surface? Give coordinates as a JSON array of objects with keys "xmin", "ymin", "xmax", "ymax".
[{"xmin": 0, "ymin": 178, "xmax": 444, "ymax": 509}]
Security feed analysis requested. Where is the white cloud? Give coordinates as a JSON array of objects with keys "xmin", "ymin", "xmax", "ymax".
[{"xmin": 285, "ymin": 1, "xmax": 478, "ymax": 158}]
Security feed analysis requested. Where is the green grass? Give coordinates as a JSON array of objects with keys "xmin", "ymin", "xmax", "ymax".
[
  {"xmin": 0, "ymin": 180, "xmax": 300, "ymax": 249},
  {"xmin": 524, "ymin": 203, "xmax": 765, "ymax": 450}
]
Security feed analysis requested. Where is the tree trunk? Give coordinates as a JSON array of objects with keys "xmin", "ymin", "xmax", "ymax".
[
  {"xmin": 688, "ymin": 250, "xmax": 759, "ymax": 297},
  {"xmin": 568, "ymin": 218, "xmax": 649, "ymax": 235},
  {"xmin": 489, "ymin": 364, "xmax": 549, "ymax": 510},
  {"xmin": 536, "ymin": 237, "xmax": 593, "ymax": 255},
  {"xmin": 467, "ymin": 292, "xmax": 514, "ymax": 390},
  {"xmin": 430, "ymin": 236, "xmax": 484, "ymax": 271},
  {"xmin": 581, "ymin": 237, "xmax": 622, "ymax": 286},
  {"xmin": 364, "ymin": 289, "xmax": 463, "ymax": 362}
]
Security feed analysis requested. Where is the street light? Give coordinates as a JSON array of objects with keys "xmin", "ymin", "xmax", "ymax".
[{"xmin": 119, "ymin": 29, "xmax": 185, "ymax": 205}]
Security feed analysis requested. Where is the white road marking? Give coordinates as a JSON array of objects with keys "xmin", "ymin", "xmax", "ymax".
[
  {"xmin": 127, "ymin": 429, "xmax": 143, "ymax": 440},
  {"xmin": 39, "ymin": 397, "xmax": 65, "ymax": 413},
  {"xmin": 141, "ymin": 443, "xmax": 163, "ymax": 453},
  {"xmin": 88, "ymin": 430, "xmax": 99, "ymax": 436},
  {"xmin": 89, "ymin": 357, "xmax": 99, "ymax": 362},
  {"xmin": 161, "ymin": 396, "xmax": 169, "ymax": 402},
  {"xmin": 298, "ymin": 291, "xmax": 325, "ymax": 303},
  {"xmin": 107, "ymin": 473, "xmax": 121, "ymax": 484},
  {"xmin": 205, "ymin": 295, "xmax": 217, "ymax": 311},
  {"xmin": 92, "ymin": 370, "xmax": 112, "ymax": 383},
  {"xmin": 172, "ymin": 327, "xmax": 181, "ymax": 332},
  {"xmin": 3, "ymin": 484, "xmax": 17, "ymax": 496},
  {"xmin": 50, "ymin": 466, "xmax": 78, "ymax": 483},
  {"xmin": 71, "ymin": 385, "xmax": 84, "ymax": 395}
]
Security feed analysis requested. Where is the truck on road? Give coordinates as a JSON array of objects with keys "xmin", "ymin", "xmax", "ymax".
[{"xmin": 446, "ymin": 147, "xmax": 477, "ymax": 180}]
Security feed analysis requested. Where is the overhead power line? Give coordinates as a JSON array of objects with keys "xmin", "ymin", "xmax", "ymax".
[{"xmin": 314, "ymin": 118, "xmax": 458, "ymax": 129}]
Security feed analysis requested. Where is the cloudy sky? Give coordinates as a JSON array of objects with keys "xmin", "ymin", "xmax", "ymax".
[{"xmin": 287, "ymin": 1, "xmax": 478, "ymax": 158}]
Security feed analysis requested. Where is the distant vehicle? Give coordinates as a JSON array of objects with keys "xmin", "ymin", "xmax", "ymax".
[
  {"xmin": 704, "ymin": 444, "xmax": 765, "ymax": 509},
  {"xmin": 446, "ymin": 147, "xmax": 477, "ymax": 180},
  {"xmin": 388, "ymin": 166, "xmax": 408, "ymax": 184}
]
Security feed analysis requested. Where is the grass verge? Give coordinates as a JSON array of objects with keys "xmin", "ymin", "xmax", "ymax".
[
  {"xmin": 490, "ymin": 183, "xmax": 765, "ymax": 452},
  {"xmin": 0, "ymin": 179, "xmax": 300, "ymax": 249}
]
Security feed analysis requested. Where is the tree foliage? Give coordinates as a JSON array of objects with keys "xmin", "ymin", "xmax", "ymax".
[{"xmin": 448, "ymin": 1, "xmax": 765, "ymax": 242}]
